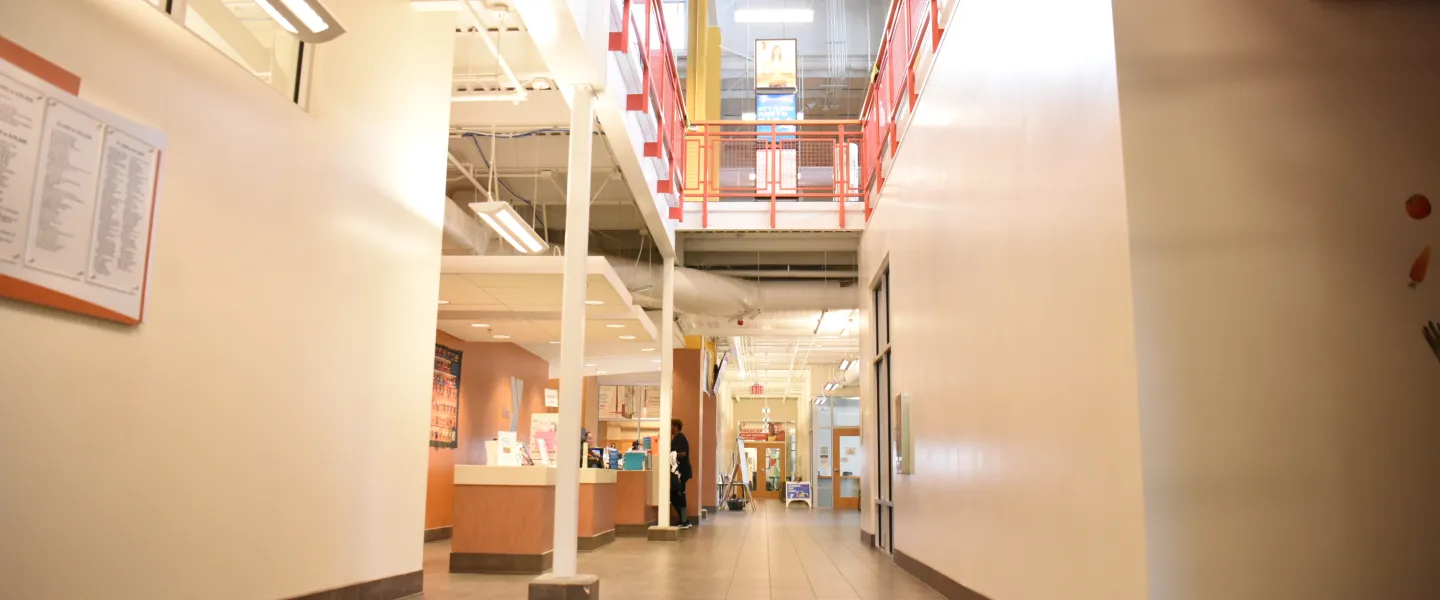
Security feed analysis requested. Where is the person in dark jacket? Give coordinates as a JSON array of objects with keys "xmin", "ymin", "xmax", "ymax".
[{"xmin": 670, "ymin": 418, "xmax": 693, "ymax": 529}]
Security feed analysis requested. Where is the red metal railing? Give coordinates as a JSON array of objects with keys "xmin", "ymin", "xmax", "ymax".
[
  {"xmin": 682, "ymin": 120, "xmax": 864, "ymax": 228},
  {"xmin": 667, "ymin": 0, "xmax": 950, "ymax": 228},
  {"xmin": 610, "ymin": 0, "xmax": 688, "ymax": 210},
  {"xmin": 858, "ymin": 0, "xmax": 945, "ymax": 220}
]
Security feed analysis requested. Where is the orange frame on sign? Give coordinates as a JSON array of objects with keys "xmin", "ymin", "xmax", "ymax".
[{"xmin": 0, "ymin": 36, "xmax": 161, "ymax": 326}]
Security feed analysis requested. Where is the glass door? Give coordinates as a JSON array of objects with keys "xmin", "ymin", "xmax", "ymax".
[
  {"xmin": 749, "ymin": 442, "xmax": 786, "ymax": 500},
  {"xmin": 834, "ymin": 427, "xmax": 862, "ymax": 510}
]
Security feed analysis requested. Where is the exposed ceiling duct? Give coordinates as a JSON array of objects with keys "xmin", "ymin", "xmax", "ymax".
[{"xmin": 610, "ymin": 262, "xmax": 858, "ymax": 318}]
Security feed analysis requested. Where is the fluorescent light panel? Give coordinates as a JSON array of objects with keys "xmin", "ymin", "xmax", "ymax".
[
  {"xmin": 735, "ymin": 8, "xmax": 813, "ymax": 23},
  {"xmin": 254, "ymin": 0, "xmax": 346, "ymax": 42},
  {"xmin": 470, "ymin": 202, "xmax": 548, "ymax": 254},
  {"xmin": 839, "ymin": 359, "xmax": 853, "ymax": 371}
]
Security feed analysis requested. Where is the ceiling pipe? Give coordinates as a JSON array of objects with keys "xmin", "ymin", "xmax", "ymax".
[
  {"xmin": 701, "ymin": 269, "xmax": 860, "ymax": 279},
  {"xmin": 610, "ymin": 262, "xmax": 858, "ymax": 317}
]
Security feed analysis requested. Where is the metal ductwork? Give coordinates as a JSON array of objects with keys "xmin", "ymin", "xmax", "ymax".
[
  {"xmin": 610, "ymin": 262, "xmax": 858, "ymax": 317},
  {"xmin": 441, "ymin": 196, "xmax": 495, "ymax": 255}
]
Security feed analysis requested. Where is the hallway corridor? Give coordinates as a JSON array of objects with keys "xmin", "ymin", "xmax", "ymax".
[{"xmin": 419, "ymin": 502, "xmax": 940, "ymax": 600}]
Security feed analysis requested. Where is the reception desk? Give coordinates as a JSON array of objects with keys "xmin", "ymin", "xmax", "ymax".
[
  {"xmin": 451, "ymin": 466, "xmax": 619, "ymax": 573},
  {"xmin": 614, "ymin": 469, "xmax": 658, "ymax": 535},
  {"xmin": 578, "ymin": 468, "xmax": 617, "ymax": 550}
]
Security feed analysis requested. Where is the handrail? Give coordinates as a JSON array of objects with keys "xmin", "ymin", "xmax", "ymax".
[{"xmin": 611, "ymin": 0, "xmax": 689, "ymax": 210}]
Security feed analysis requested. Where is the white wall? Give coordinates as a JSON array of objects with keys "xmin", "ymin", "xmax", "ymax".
[
  {"xmin": 1114, "ymin": 1, "xmax": 1440, "ymax": 598},
  {"xmin": 0, "ymin": 1, "xmax": 453, "ymax": 599},
  {"xmin": 857, "ymin": 0, "xmax": 1149, "ymax": 598}
]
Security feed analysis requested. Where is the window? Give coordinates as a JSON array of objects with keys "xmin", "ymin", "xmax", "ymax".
[{"xmin": 149, "ymin": 0, "xmax": 308, "ymax": 103}]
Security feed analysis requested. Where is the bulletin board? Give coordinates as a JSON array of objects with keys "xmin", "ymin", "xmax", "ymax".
[{"xmin": 431, "ymin": 344, "xmax": 462, "ymax": 448}]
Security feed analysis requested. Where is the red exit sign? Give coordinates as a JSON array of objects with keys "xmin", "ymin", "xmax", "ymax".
[{"xmin": 750, "ymin": 384, "xmax": 764, "ymax": 394}]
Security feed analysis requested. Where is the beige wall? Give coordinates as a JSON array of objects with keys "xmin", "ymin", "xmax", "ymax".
[
  {"xmin": 1114, "ymin": 1, "xmax": 1440, "ymax": 598},
  {"xmin": 857, "ymin": 0, "xmax": 1149, "ymax": 598},
  {"xmin": 0, "ymin": 1, "xmax": 453, "ymax": 599}
]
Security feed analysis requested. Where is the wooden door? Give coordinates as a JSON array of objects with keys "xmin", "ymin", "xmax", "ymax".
[
  {"xmin": 833, "ymin": 428, "xmax": 862, "ymax": 510},
  {"xmin": 749, "ymin": 442, "xmax": 787, "ymax": 500}
]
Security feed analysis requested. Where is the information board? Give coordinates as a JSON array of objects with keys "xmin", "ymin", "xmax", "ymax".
[
  {"xmin": 0, "ymin": 46, "xmax": 165, "ymax": 325},
  {"xmin": 430, "ymin": 344, "xmax": 462, "ymax": 448}
]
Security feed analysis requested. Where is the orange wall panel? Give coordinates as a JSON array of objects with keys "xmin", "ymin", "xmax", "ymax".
[{"xmin": 425, "ymin": 331, "xmax": 552, "ymax": 530}]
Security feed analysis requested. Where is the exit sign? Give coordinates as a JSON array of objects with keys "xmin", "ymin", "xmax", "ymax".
[{"xmin": 750, "ymin": 384, "xmax": 764, "ymax": 394}]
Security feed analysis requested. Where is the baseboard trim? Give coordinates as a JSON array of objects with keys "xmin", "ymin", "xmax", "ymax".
[
  {"xmin": 578, "ymin": 529, "xmax": 616, "ymax": 551},
  {"xmin": 615, "ymin": 520, "xmax": 658, "ymax": 536},
  {"xmin": 860, "ymin": 529, "xmax": 874, "ymax": 547},
  {"xmin": 286, "ymin": 570, "xmax": 422, "ymax": 600},
  {"xmin": 450, "ymin": 551, "xmax": 553, "ymax": 574},
  {"xmin": 424, "ymin": 526, "xmax": 452, "ymax": 543},
  {"xmin": 894, "ymin": 549, "xmax": 992, "ymax": 600}
]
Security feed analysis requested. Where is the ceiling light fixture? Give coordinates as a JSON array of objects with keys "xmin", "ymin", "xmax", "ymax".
[
  {"xmin": 469, "ymin": 201, "xmax": 547, "ymax": 254},
  {"xmin": 254, "ymin": 0, "xmax": 346, "ymax": 43},
  {"xmin": 438, "ymin": 300, "xmax": 450, "ymax": 305},
  {"xmin": 470, "ymin": 323, "xmax": 490, "ymax": 328},
  {"xmin": 619, "ymin": 335, "xmax": 637, "ymax": 340},
  {"xmin": 585, "ymin": 363, "xmax": 597, "ymax": 367},
  {"xmin": 839, "ymin": 359, "xmax": 854, "ymax": 371},
  {"xmin": 734, "ymin": 8, "xmax": 813, "ymax": 23},
  {"xmin": 641, "ymin": 348, "xmax": 656, "ymax": 352},
  {"xmin": 606, "ymin": 324, "xmax": 625, "ymax": 329},
  {"xmin": 549, "ymin": 341, "xmax": 561, "ymax": 344},
  {"xmin": 493, "ymin": 334, "xmax": 511, "ymax": 339},
  {"xmin": 585, "ymin": 300, "xmax": 605, "ymax": 306}
]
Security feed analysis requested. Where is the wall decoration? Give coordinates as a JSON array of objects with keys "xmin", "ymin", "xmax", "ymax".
[
  {"xmin": 755, "ymin": 39, "xmax": 797, "ymax": 89},
  {"xmin": 530, "ymin": 412, "xmax": 560, "ymax": 464},
  {"xmin": 1405, "ymin": 194, "xmax": 1440, "ymax": 364},
  {"xmin": 431, "ymin": 344, "xmax": 462, "ymax": 448}
]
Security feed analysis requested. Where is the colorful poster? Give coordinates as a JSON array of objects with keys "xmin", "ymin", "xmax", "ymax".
[
  {"xmin": 531, "ymin": 412, "xmax": 560, "ymax": 462},
  {"xmin": 739, "ymin": 421, "xmax": 785, "ymax": 441},
  {"xmin": 785, "ymin": 481, "xmax": 812, "ymax": 500},
  {"xmin": 431, "ymin": 344, "xmax": 462, "ymax": 448},
  {"xmin": 755, "ymin": 39, "xmax": 797, "ymax": 89}
]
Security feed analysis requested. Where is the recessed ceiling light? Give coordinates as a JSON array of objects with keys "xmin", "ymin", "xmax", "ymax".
[
  {"xmin": 641, "ymin": 348, "xmax": 656, "ymax": 352},
  {"xmin": 606, "ymin": 324, "xmax": 625, "ymax": 329},
  {"xmin": 585, "ymin": 363, "xmax": 597, "ymax": 367},
  {"xmin": 470, "ymin": 323, "xmax": 489, "ymax": 328},
  {"xmin": 550, "ymin": 341, "xmax": 561, "ymax": 344},
  {"xmin": 652, "ymin": 359, "xmax": 662, "ymax": 363},
  {"xmin": 438, "ymin": 300, "xmax": 450, "ymax": 305},
  {"xmin": 585, "ymin": 300, "xmax": 604, "ymax": 306},
  {"xmin": 619, "ymin": 335, "xmax": 636, "ymax": 340},
  {"xmin": 493, "ymin": 334, "xmax": 510, "ymax": 339},
  {"xmin": 597, "ymin": 370, "xmax": 608, "ymax": 374}
]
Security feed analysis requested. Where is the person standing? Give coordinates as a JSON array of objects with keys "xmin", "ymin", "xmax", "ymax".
[{"xmin": 670, "ymin": 418, "xmax": 693, "ymax": 529}]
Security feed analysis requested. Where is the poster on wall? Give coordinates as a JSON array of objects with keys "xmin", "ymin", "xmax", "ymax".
[
  {"xmin": 739, "ymin": 421, "xmax": 786, "ymax": 442},
  {"xmin": 641, "ymin": 386, "xmax": 661, "ymax": 418},
  {"xmin": 531, "ymin": 412, "xmax": 560, "ymax": 463},
  {"xmin": 431, "ymin": 344, "xmax": 463, "ymax": 448},
  {"xmin": 755, "ymin": 39, "xmax": 797, "ymax": 89},
  {"xmin": 599, "ymin": 386, "xmax": 637, "ymax": 420},
  {"xmin": 545, "ymin": 388, "xmax": 558, "ymax": 408}
]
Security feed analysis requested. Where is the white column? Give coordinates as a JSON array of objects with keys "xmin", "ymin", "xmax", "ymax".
[
  {"xmin": 552, "ymin": 85, "xmax": 593, "ymax": 577},
  {"xmin": 656, "ymin": 255, "xmax": 676, "ymax": 528}
]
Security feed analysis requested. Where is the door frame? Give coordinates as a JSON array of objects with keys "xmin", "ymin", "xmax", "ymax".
[
  {"xmin": 749, "ymin": 441, "xmax": 787, "ymax": 500},
  {"xmin": 833, "ymin": 427, "xmax": 862, "ymax": 510}
]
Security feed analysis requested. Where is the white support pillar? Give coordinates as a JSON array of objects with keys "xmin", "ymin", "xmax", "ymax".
[
  {"xmin": 552, "ymin": 85, "xmax": 593, "ymax": 577},
  {"xmin": 655, "ymin": 255, "xmax": 676, "ymax": 530}
]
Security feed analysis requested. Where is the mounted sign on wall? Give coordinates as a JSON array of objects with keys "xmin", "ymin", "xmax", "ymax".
[
  {"xmin": 0, "ymin": 38, "xmax": 166, "ymax": 325},
  {"xmin": 755, "ymin": 39, "xmax": 797, "ymax": 89}
]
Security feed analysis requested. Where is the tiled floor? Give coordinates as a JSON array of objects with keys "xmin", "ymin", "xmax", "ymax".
[{"xmin": 418, "ymin": 500, "xmax": 942, "ymax": 600}]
